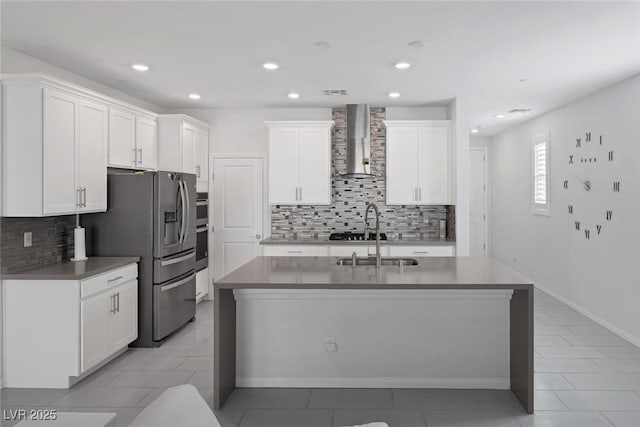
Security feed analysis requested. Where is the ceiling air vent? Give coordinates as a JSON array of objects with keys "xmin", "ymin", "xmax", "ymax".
[
  {"xmin": 323, "ymin": 89, "xmax": 348, "ymax": 96},
  {"xmin": 508, "ymin": 108, "xmax": 532, "ymax": 114}
]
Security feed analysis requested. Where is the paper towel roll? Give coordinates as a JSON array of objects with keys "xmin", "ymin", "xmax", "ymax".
[{"xmin": 71, "ymin": 226, "xmax": 88, "ymax": 261}]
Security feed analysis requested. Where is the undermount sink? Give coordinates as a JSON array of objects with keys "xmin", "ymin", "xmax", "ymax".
[{"xmin": 336, "ymin": 257, "xmax": 419, "ymax": 267}]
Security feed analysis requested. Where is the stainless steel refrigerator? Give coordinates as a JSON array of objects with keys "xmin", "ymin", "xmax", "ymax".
[{"xmin": 84, "ymin": 171, "xmax": 197, "ymax": 347}]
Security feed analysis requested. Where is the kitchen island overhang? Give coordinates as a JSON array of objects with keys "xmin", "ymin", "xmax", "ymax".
[{"xmin": 214, "ymin": 256, "xmax": 534, "ymax": 413}]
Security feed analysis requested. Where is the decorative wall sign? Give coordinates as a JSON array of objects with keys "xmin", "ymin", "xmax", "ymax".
[{"xmin": 564, "ymin": 132, "xmax": 618, "ymax": 239}]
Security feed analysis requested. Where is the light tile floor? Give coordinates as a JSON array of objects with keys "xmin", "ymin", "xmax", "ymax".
[{"xmin": 2, "ymin": 289, "xmax": 640, "ymax": 426}]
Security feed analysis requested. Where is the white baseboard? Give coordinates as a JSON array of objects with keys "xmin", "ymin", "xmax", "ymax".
[
  {"xmin": 237, "ymin": 377, "xmax": 510, "ymax": 389},
  {"xmin": 534, "ymin": 282, "xmax": 640, "ymax": 348}
]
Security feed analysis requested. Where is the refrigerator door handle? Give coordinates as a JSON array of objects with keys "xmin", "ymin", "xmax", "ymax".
[
  {"xmin": 178, "ymin": 181, "xmax": 187, "ymax": 244},
  {"xmin": 160, "ymin": 272, "xmax": 196, "ymax": 292},
  {"xmin": 183, "ymin": 181, "xmax": 191, "ymax": 244}
]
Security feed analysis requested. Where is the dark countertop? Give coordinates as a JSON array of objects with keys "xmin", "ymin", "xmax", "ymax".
[
  {"xmin": 260, "ymin": 237, "xmax": 456, "ymax": 246},
  {"xmin": 2, "ymin": 257, "xmax": 140, "ymax": 280},
  {"xmin": 216, "ymin": 256, "xmax": 532, "ymax": 290}
]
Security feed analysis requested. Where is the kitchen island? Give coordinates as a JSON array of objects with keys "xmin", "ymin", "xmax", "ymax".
[{"xmin": 214, "ymin": 256, "xmax": 534, "ymax": 413}]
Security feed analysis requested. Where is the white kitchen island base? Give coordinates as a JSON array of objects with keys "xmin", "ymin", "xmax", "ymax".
[{"xmin": 235, "ymin": 289, "xmax": 512, "ymax": 389}]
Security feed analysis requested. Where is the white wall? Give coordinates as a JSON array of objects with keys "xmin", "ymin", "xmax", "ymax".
[
  {"xmin": 448, "ymin": 97, "xmax": 470, "ymax": 256},
  {"xmin": 1, "ymin": 46, "xmax": 164, "ymax": 112},
  {"xmin": 386, "ymin": 106, "xmax": 448, "ymax": 120},
  {"xmin": 490, "ymin": 74, "xmax": 640, "ymax": 345},
  {"xmin": 170, "ymin": 108, "xmax": 331, "ymax": 154}
]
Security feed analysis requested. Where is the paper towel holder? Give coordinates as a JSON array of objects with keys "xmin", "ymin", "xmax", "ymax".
[{"xmin": 71, "ymin": 214, "xmax": 88, "ymax": 262}]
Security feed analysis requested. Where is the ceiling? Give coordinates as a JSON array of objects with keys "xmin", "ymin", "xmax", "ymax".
[{"xmin": 2, "ymin": 1, "xmax": 639, "ymax": 135}]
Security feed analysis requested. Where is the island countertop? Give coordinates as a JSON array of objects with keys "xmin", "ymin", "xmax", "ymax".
[
  {"xmin": 216, "ymin": 256, "xmax": 532, "ymax": 289},
  {"xmin": 2, "ymin": 257, "xmax": 140, "ymax": 280}
]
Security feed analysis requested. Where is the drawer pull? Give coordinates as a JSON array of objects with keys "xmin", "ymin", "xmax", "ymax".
[
  {"xmin": 107, "ymin": 275, "xmax": 124, "ymax": 283},
  {"xmin": 160, "ymin": 251, "xmax": 195, "ymax": 266},
  {"xmin": 413, "ymin": 251, "xmax": 430, "ymax": 254},
  {"xmin": 287, "ymin": 251, "xmax": 303, "ymax": 254}
]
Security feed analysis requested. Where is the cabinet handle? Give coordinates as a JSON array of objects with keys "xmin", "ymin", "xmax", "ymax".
[
  {"xmin": 107, "ymin": 275, "xmax": 123, "ymax": 283},
  {"xmin": 110, "ymin": 294, "xmax": 116, "ymax": 314},
  {"xmin": 82, "ymin": 188, "xmax": 87, "ymax": 207},
  {"xmin": 299, "ymin": 187, "xmax": 302, "ymax": 201},
  {"xmin": 132, "ymin": 148, "xmax": 137, "ymax": 163},
  {"xmin": 196, "ymin": 165, "xmax": 201, "ymax": 178},
  {"xmin": 414, "ymin": 187, "xmax": 418, "ymax": 201},
  {"xmin": 138, "ymin": 148, "xmax": 143, "ymax": 165},
  {"xmin": 287, "ymin": 250, "xmax": 303, "ymax": 254},
  {"xmin": 419, "ymin": 187, "xmax": 422, "ymax": 201},
  {"xmin": 76, "ymin": 188, "xmax": 82, "ymax": 207},
  {"xmin": 413, "ymin": 251, "xmax": 430, "ymax": 254},
  {"xmin": 116, "ymin": 292, "xmax": 120, "ymax": 313}
]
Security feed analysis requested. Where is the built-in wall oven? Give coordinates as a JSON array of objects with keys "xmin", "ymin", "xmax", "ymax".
[{"xmin": 196, "ymin": 192, "xmax": 209, "ymax": 271}]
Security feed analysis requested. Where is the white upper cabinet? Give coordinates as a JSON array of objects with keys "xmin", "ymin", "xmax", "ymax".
[
  {"xmin": 195, "ymin": 129, "xmax": 209, "ymax": 191},
  {"xmin": 385, "ymin": 120, "xmax": 452, "ymax": 205},
  {"xmin": 266, "ymin": 121, "xmax": 333, "ymax": 205},
  {"xmin": 158, "ymin": 115, "xmax": 211, "ymax": 176},
  {"xmin": 2, "ymin": 76, "xmax": 111, "ymax": 216},
  {"xmin": 108, "ymin": 107, "xmax": 157, "ymax": 171},
  {"xmin": 135, "ymin": 116, "xmax": 158, "ymax": 170}
]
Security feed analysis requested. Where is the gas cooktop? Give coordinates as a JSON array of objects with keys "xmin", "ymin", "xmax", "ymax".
[{"xmin": 329, "ymin": 232, "xmax": 388, "ymax": 241}]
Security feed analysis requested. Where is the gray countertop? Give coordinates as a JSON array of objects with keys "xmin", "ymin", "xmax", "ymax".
[
  {"xmin": 2, "ymin": 257, "xmax": 140, "ymax": 280},
  {"xmin": 216, "ymin": 256, "xmax": 532, "ymax": 290},
  {"xmin": 260, "ymin": 237, "xmax": 456, "ymax": 246}
]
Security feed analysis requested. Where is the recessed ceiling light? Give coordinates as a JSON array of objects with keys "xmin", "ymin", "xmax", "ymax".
[
  {"xmin": 408, "ymin": 40, "xmax": 424, "ymax": 49},
  {"xmin": 132, "ymin": 64, "xmax": 149, "ymax": 72},
  {"xmin": 394, "ymin": 62, "xmax": 412, "ymax": 70},
  {"xmin": 188, "ymin": 93, "xmax": 201, "ymax": 100},
  {"xmin": 471, "ymin": 128, "xmax": 479, "ymax": 133},
  {"xmin": 288, "ymin": 92, "xmax": 300, "ymax": 99},
  {"xmin": 388, "ymin": 92, "xmax": 401, "ymax": 98},
  {"xmin": 494, "ymin": 114, "xmax": 506, "ymax": 119},
  {"xmin": 262, "ymin": 62, "xmax": 280, "ymax": 71}
]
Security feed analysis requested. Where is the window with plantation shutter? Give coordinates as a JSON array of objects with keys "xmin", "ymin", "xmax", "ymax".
[{"xmin": 532, "ymin": 133, "xmax": 550, "ymax": 215}]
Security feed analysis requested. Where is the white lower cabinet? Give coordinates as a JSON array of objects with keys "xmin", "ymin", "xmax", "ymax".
[
  {"xmin": 388, "ymin": 245, "xmax": 455, "ymax": 257},
  {"xmin": 196, "ymin": 267, "xmax": 209, "ymax": 302},
  {"xmin": 3, "ymin": 263, "xmax": 138, "ymax": 388},
  {"xmin": 262, "ymin": 245, "xmax": 330, "ymax": 257},
  {"xmin": 328, "ymin": 245, "xmax": 390, "ymax": 257}
]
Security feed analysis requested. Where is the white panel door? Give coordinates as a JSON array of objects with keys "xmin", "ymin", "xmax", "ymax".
[
  {"xmin": 470, "ymin": 149, "xmax": 487, "ymax": 256},
  {"xmin": 417, "ymin": 125, "xmax": 450, "ymax": 204},
  {"xmin": 78, "ymin": 100, "xmax": 108, "ymax": 212},
  {"xmin": 108, "ymin": 108, "xmax": 136, "ymax": 168},
  {"xmin": 109, "ymin": 280, "xmax": 138, "ymax": 351},
  {"xmin": 268, "ymin": 127, "xmax": 299, "ymax": 204},
  {"xmin": 386, "ymin": 127, "xmax": 419, "ymax": 205},
  {"xmin": 299, "ymin": 127, "xmax": 331, "ymax": 204},
  {"xmin": 43, "ymin": 88, "xmax": 78, "ymax": 215},
  {"xmin": 213, "ymin": 158, "xmax": 263, "ymax": 281},
  {"xmin": 195, "ymin": 129, "xmax": 209, "ymax": 188},
  {"xmin": 182, "ymin": 124, "xmax": 197, "ymax": 174},
  {"xmin": 135, "ymin": 116, "xmax": 158, "ymax": 170},
  {"xmin": 81, "ymin": 290, "xmax": 112, "ymax": 372}
]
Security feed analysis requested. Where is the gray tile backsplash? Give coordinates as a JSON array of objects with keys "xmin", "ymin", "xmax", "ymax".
[
  {"xmin": 0, "ymin": 216, "xmax": 76, "ymax": 273},
  {"xmin": 270, "ymin": 107, "xmax": 455, "ymax": 241}
]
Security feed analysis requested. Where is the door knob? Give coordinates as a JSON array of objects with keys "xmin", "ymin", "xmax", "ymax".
[{"xmin": 255, "ymin": 234, "xmax": 261, "ymax": 239}]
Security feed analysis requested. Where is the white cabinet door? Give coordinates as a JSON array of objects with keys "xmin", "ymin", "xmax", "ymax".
[
  {"xmin": 81, "ymin": 290, "xmax": 112, "ymax": 372},
  {"xmin": 109, "ymin": 280, "xmax": 138, "ymax": 351},
  {"xmin": 108, "ymin": 108, "xmax": 136, "ymax": 168},
  {"xmin": 135, "ymin": 116, "xmax": 158, "ymax": 170},
  {"xmin": 182, "ymin": 124, "xmax": 196, "ymax": 174},
  {"xmin": 417, "ymin": 125, "xmax": 450, "ymax": 204},
  {"xmin": 78, "ymin": 100, "xmax": 108, "ymax": 212},
  {"xmin": 268, "ymin": 127, "xmax": 299, "ymax": 204},
  {"xmin": 299, "ymin": 127, "xmax": 330, "ymax": 204},
  {"xmin": 386, "ymin": 126, "xmax": 419, "ymax": 205},
  {"xmin": 196, "ymin": 268, "xmax": 209, "ymax": 302},
  {"xmin": 195, "ymin": 129, "xmax": 209, "ymax": 189},
  {"xmin": 43, "ymin": 88, "xmax": 78, "ymax": 215}
]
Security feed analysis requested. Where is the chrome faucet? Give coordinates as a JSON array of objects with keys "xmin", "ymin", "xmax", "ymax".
[{"xmin": 364, "ymin": 202, "xmax": 382, "ymax": 268}]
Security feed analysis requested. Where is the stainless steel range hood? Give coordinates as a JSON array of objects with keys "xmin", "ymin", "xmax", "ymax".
[{"xmin": 343, "ymin": 104, "xmax": 373, "ymax": 177}]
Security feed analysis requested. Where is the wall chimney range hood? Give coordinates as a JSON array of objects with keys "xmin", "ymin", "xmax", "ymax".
[{"xmin": 343, "ymin": 104, "xmax": 374, "ymax": 177}]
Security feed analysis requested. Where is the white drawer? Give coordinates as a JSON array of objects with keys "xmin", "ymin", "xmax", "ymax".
[
  {"xmin": 328, "ymin": 245, "xmax": 390, "ymax": 257},
  {"xmin": 262, "ymin": 245, "xmax": 329, "ymax": 257},
  {"xmin": 388, "ymin": 245, "xmax": 455, "ymax": 257},
  {"xmin": 81, "ymin": 263, "xmax": 138, "ymax": 299}
]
